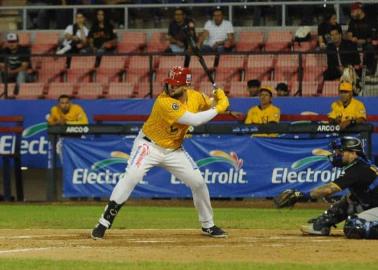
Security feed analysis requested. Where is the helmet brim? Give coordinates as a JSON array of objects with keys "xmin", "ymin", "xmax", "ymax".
[{"xmin": 164, "ymin": 78, "xmax": 186, "ymax": 86}]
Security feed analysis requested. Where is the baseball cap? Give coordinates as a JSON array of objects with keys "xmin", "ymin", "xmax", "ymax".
[
  {"xmin": 339, "ymin": 82, "xmax": 353, "ymax": 92},
  {"xmin": 6, "ymin": 33, "xmax": 18, "ymax": 42},
  {"xmin": 351, "ymin": 2, "xmax": 363, "ymax": 11},
  {"xmin": 259, "ymin": 86, "xmax": 274, "ymax": 96}
]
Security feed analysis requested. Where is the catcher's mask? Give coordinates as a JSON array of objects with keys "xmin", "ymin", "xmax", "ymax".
[{"xmin": 329, "ymin": 136, "xmax": 364, "ymax": 167}]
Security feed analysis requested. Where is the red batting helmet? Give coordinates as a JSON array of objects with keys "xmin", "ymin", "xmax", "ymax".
[{"xmin": 164, "ymin": 66, "xmax": 192, "ymax": 86}]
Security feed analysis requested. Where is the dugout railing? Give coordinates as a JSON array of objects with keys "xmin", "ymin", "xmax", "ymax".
[
  {"xmin": 0, "ymin": 50, "xmax": 374, "ymax": 99},
  {"xmin": 47, "ymin": 119, "xmax": 374, "ymax": 201}
]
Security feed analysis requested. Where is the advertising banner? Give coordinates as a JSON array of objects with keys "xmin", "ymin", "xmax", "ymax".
[{"xmin": 62, "ymin": 135, "xmax": 341, "ymax": 198}]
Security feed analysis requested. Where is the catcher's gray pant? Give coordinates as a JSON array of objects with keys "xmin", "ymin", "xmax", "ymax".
[
  {"xmin": 357, "ymin": 207, "xmax": 378, "ymax": 221},
  {"xmin": 110, "ymin": 132, "xmax": 214, "ymax": 228}
]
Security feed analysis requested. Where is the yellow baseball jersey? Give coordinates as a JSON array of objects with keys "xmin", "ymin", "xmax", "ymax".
[
  {"xmin": 328, "ymin": 98, "xmax": 366, "ymax": 122},
  {"xmin": 47, "ymin": 104, "xmax": 88, "ymax": 125},
  {"xmin": 142, "ymin": 89, "xmax": 212, "ymax": 149},
  {"xmin": 244, "ymin": 104, "xmax": 280, "ymax": 124}
]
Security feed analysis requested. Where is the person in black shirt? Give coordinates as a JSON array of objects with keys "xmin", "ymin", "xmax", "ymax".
[
  {"xmin": 88, "ymin": 9, "xmax": 117, "ymax": 54},
  {"xmin": 324, "ymin": 27, "xmax": 360, "ymax": 81},
  {"xmin": 317, "ymin": 10, "xmax": 342, "ymax": 49},
  {"xmin": 282, "ymin": 136, "xmax": 378, "ymax": 237},
  {"xmin": 167, "ymin": 8, "xmax": 195, "ymax": 53},
  {"xmin": 0, "ymin": 33, "xmax": 30, "ymax": 94},
  {"xmin": 347, "ymin": 2, "xmax": 377, "ymax": 75}
]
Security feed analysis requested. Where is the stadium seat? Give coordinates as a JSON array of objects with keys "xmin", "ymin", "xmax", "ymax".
[
  {"xmin": 229, "ymin": 81, "xmax": 248, "ymax": 97},
  {"xmin": 215, "ymin": 55, "xmax": 245, "ymax": 82},
  {"xmin": 198, "ymin": 81, "xmax": 227, "ymax": 97},
  {"xmin": 303, "ymin": 54, "xmax": 327, "ymax": 81},
  {"xmin": 66, "ymin": 56, "xmax": 96, "ymax": 82},
  {"xmin": 95, "ymin": 56, "xmax": 127, "ymax": 83},
  {"xmin": 117, "ymin": 31, "xmax": 147, "ymax": 53},
  {"xmin": 31, "ymin": 32, "xmax": 59, "ymax": 54},
  {"xmin": 245, "ymin": 55, "xmax": 275, "ymax": 81},
  {"xmin": 146, "ymin": 32, "xmax": 169, "ymax": 52},
  {"xmin": 15, "ymin": 83, "xmax": 45, "ymax": 99},
  {"xmin": 291, "ymin": 81, "xmax": 319, "ymax": 96},
  {"xmin": 45, "ymin": 82, "xmax": 75, "ymax": 99},
  {"xmin": 76, "ymin": 83, "xmax": 105, "ymax": 99},
  {"xmin": 274, "ymin": 54, "xmax": 300, "ymax": 83},
  {"xmin": 135, "ymin": 81, "xmax": 164, "ymax": 98},
  {"xmin": 106, "ymin": 82, "xmax": 135, "ymax": 99},
  {"xmin": 322, "ymin": 81, "xmax": 340, "ymax": 96},
  {"xmin": 0, "ymin": 83, "xmax": 16, "ymax": 97},
  {"xmin": 264, "ymin": 31, "xmax": 292, "ymax": 52},
  {"xmin": 189, "ymin": 55, "xmax": 215, "ymax": 85},
  {"xmin": 235, "ymin": 31, "xmax": 263, "ymax": 52},
  {"xmin": 35, "ymin": 57, "xmax": 66, "ymax": 82},
  {"xmin": 125, "ymin": 56, "xmax": 151, "ymax": 83},
  {"xmin": 292, "ymin": 41, "xmax": 316, "ymax": 52},
  {"xmin": 18, "ymin": 32, "xmax": 30, "ymax": 47},
  {"xmin": 155, "ymin": 55, "xmax": 186, "ymax": 83}
]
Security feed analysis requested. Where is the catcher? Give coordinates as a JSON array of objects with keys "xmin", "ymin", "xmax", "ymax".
[{"xmin": 274, "ymin": 136, "xmax": 378, "ymax": 238}]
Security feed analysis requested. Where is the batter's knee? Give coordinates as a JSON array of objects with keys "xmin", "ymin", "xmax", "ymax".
[
  {"xmin": 185, "ymin": 172, "xmax": 206, "ymax": 191},
  {"xmin": 122, "ymin": 168, "xmax": 145, "ymax": 185}
]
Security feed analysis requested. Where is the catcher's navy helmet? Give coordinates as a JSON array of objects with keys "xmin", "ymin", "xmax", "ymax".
[{"xmin": 339, "ymin": 136, "xmax": 363, "ymax": 152}]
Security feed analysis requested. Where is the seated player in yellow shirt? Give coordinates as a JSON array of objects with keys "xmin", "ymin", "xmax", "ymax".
[
  {"xmin": 244, "ymin": 86, "xmax": 280, "ymax": 124},
  {"xmin": 47, "ymin": 94, "xmax": 88, "ymax": 125},
  {"xmin": 328, "ymin": 82, "xmax": 366, "ymax": 130}
]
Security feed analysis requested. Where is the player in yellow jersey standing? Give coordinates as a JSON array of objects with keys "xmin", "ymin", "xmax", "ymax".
[
  {"xmin": 244, "ymin": 86, "xmax": 280, "ymax": 124},
  {"xmin": 91, "ymin": 66, "xmax": 229, "ymax": 239},
  {"xmin": 328, "ymin": 82, "xmax": 366, "ymax": 130}
]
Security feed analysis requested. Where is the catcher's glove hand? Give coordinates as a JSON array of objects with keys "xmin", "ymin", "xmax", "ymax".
[{"xmin": 273, "ymin": 189, "xmax": 305, "ymax": 208}]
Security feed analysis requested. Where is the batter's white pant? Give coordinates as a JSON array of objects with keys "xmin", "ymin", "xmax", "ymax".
[{"xmin": 110, "ymin": 132, "xmax": 214, "ymax": 228}]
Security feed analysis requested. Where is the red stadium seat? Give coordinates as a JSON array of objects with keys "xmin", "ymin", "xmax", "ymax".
[
  {"xmin": 322, "ymin": 81, "xmax": 340, "ymax": 96},
  {"xmin": 235, "ymin": 31, "xmax": 263, "ymax": 52},
  {"xmin": 15, "ymin": 83, "xmax": 45, "ymax": 99},
  {"xmin": 45, "ymin": 82, "xmax": 75, "ymax": 99},
  {"xmin": 125, "ymin": 56, "xmax": 151, "ymax": 83},
  {"xmin": 32, "ymin": 32, "xmax": 59, "ymax": 54},
  {"xmin": 229, "ymin": 81, "xmax": 248, "ymax": 97},
  {"xmin": 135, "ymin": 81, "xmax": 164, "ymax": 98},
  {"xmin": 66, "ymin": 56, "xmax": 96, "ymax": 82},
  {"xmin": 106, "ymin": 82, "xmax": 135, "ymax": 99},
  {"xmin": 155, "ymin": 55, "xmax": 186, "ymax": 83},
  {"xmin": 95, "ymin": 56, "xmax": 127, "ymax": 83},
  {"xmin": 293, "ymin": 41, "xmax": 316, "ymax": 52},
  {"xmin": 146, "ymin": 32, "xmax": 169, "ymax": 52},
  {"xmin": 264, "ymin": 31, "xmax": 292, "ymax": 52},
  {"xmin": 18, "ymin": 32, "xmax": 30, "ymax": 47},
  {"xmin": 303, "ymin": 54, "xmax": 327, "ymax": 81},
  {"xmin": 0, "ymin": 83, "xmax": 16, "ymax": 97},
  {"xmin": 215, "ymin": 55, "xmax": 245, "ymax": 82},
  {"xmin": 291, "ymin": 81, "xmax": 320, "ymax": 96},
  {"xmin": 245, "ymin": 55, "xmax": 275, "ymax": 81},
  {"xmin": 189, "ymin": 55, "xmax": 215, "ymax": 84},
  {"xmin": 36, "ymin": 57, "xmax": 66, "ymax": 82},
  {"xmin": 76, "ymin": 83, "xmax": 105, "ymax": 99},
  {"xmin": 274, "ymin": 54, "xmax": 300, "ymax": 84},
  {"xmin": 117, "ymin": 31, "xmax": 147, "ymax": 53}
]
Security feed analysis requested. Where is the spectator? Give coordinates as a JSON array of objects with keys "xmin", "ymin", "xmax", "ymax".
[
  {"xmin": 347, "ymin": 2, "xmax": 377, "ymax": 75},
  {"xmin": 323, "ymin": 27, "xmax": 360, "ymax": 81},
  {"xmin": 244, "ymin": 86, "xmax": 280, "ymax": 124},
  {"xmin": 47, "ymin": 94, "xmax": 88, "ymax": 125},
  {"xmin": 276, "ymin": 82, "xmax": 289, "ymax": 96},
  {"xmin": 246, "ymin": 79, "xmax": 261, "ymax": 97},
  {"xmin": 197, "ymin": 7, "xmax": 235, "ymax": 53},
  {"xmin": 57, "ymin": 12, "xmax": 89, "ymax": 55},
  {"xmin": 88, "ymin": 9, "xmax": 117, "ymax": 54},
  {"xmin": 328, "ymin": 82, "xmax": 366, "ymax": 130},
  {"xmin": 317, "ymin": 10, "xmax": 342, "ymax": 49},
  {"xmin": 167, "ymin": 8, "xmax": 196, "ymax": 53},
  {"xmin": 0, "ymin": 33, "xmax": 30, "ymax": 94}
]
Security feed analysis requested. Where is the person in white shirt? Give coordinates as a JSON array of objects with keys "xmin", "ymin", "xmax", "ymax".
[
  {"xmin": 197, "ymin": 7, "xmax": 235, "ymax": 53},
  {"xmin": 57, "ymin": 12, "xmax": 89, "ymax": 55}
]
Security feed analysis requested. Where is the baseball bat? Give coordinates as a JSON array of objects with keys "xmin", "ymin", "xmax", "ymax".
[
  {"xmin": 184, "ymin": 26, "xmax": 216, "ymax": 88},
  {"xmin": 312, "ymin": 148, "xmax": 332, "ymax": 157}
]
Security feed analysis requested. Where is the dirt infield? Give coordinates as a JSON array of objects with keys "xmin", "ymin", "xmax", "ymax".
[{"xmin": 0, "ymin": 228, "xmax": 377, "ymax": 264}]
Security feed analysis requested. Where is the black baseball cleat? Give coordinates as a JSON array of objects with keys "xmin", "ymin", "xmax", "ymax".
[
  {"xmin": 202, "ymin": 225, "xmax": 228, "ymax": 238},
  {"xmin": 91, "ymin": 223, "xmax": 107, "ymax": 240}
]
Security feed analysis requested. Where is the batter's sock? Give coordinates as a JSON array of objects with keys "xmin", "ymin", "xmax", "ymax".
[{"xmin": 98, "ymin": 200, "xmax": 123, "ymax": 229}]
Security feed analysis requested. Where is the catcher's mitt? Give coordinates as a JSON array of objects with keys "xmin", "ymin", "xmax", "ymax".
[{"xmin": 273, "ymin": 189, "xmax": 304, "ymax": 208}]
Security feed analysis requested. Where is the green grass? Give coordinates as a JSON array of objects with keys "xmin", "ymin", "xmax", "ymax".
[
  {"xmin": 1, "ymin": 259, "xmax": 378, "ymax": 270},
  {"xmin": 0, "ymin": 204, "xmax": 322, "ymax": 229}
]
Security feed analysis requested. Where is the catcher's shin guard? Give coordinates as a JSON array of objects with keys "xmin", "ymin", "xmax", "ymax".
[
  {"xmin": 344, "ymin": 216, "xmax": 378, "ymax": 239},
  {"xmin": 98, "ymin": 200, "xmax": 123, "ymax": 229}
]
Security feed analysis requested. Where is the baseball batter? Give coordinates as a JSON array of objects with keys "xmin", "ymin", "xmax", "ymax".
[{"xmin": 91, "ymin": 66, "xmax": 229, "ymax": 239}]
